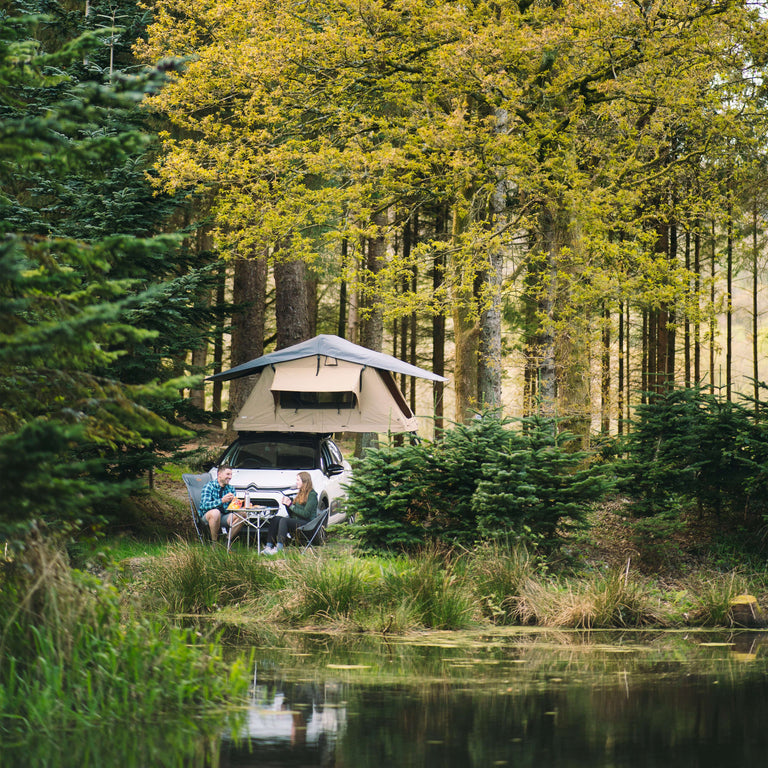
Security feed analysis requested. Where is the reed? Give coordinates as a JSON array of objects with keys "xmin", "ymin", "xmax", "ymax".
[
  {"xmin": 463, "ymin": 542, "xmax": 537, "ymax": 625},
  {"xmin": 380, "ymin": 547, "xmax": 477, "ymax": 630},
  {"xmin": 685, "ymin": 570, "xmax": 753, "ymax": 626},
  {"xmin": 114, "ymin": 539, "xmax": 768, "ymax": 632},
  {"xmin": 279, "ymin": 555, "xmax": 378, "ymax": 625},
  {"xmin": 0, "ymin": 540, "xmax": 249, "ymax": 742}
]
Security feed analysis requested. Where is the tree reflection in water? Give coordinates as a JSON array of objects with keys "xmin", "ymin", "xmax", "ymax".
[{"xmin": 219, "ymin": 629, "xmax": 768, "ymax": 768}]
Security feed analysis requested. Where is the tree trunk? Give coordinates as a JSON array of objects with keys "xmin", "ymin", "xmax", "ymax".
[
  {"xmin": 338, "ymin": 238, "xmax": 348, "ymax": 339},
  {"xmin": 641, "ymin": 309, "xmax": 649, "ymax": 404},
  {"xmin": 532, "ymin": 206, "xmax": 562, "ymax": 419},
  {"xmin": 478, "ymin": 244, "xmax": 503, "ymax": 412},
  {"xmin": 709, "ymin": 220, "xmax": 716, "ymax": 396},
  {"xmin": 618, "ymin": 301, "xmax": 625, "ymax": 435},
  {"xmin": 684, "ymin": 229, "xmax": 691, "ymax": 388},
  {"xmin": 275, "ymin": 256, "xmax": 311, "ymax": 350},
  {"xmin": 409, "ymin": 211, "xmax": 419, "ymax": 415},
  {"xmin": 652, "ymin": 220, "xmax": 670, "ymax": 397},
  {"xmin": 694, "ymin": 229, "xmax": 701, "ymax": 385},
  {"xmin": 399, "ymin": 219, "xmax": 411, "ymax": 400},
  {"xmin": 307, "ymin": 269, "xmax": 318, "ymax": 338},
  {"xmin": 753, "ymin": 198, "xmax": 760, "ymax": 411},
  {"xmin": 347, "ymin": 244, "xmax": 359, "ymax": 344},
  {"xmin": 355, "ymin": 212, "xmax": 386, "ymax": 457},
  {"xmin": 227, "ymin": 255, "xmax": 267, "ymax": 440},
  {"xmin": 188, "ymin": 222, "xmax": 214, "ymax": 412},
  {"xmin": 211, "ymin": 261, "xmax": 226, "ymax": 426},
  {"xmin": 601, "ymin": 303, "xmax": 610, "ymax": 435},
  {"xmin": 432, "ymin": 207, "xmax": 446, "ymax": 438},
  {"xmin": 452, "ymin": 199, "xmax": 480, "ymax": 424},
  {"xmin": 666, "ymin": 220, "xmax": 677, "ymax": 387},
  {"xmin": 726, "ymin": 200, "xmax": 733, "ymax": 401},
  {"xmin": 477, "ymin": 111, "xmax": 507, "ymax": 413}
]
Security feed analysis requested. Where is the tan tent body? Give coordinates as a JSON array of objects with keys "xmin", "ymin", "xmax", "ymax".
[{"xmin": 208, "ymin": 335, "xmax": 447, "ymax": 434}]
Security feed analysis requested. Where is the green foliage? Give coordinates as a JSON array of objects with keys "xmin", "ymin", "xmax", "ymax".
[
  {"xmin": 344, "ymin": 443, "xmax": 432, "ymax": 551},
  {"xmin": 473, "ymin": 418, "xmax": 611, "ymax": 545},
  {"xmin": 139, "ymin": 542, "xmax": 285, "ymax": 614},
  {"xmin": 379, "ymin": 547, "xmax": 476, "ymax": 630},
  {"xmin": 0, "ymin": 541, "xmax": 249, "ymax": 742},
  {"xmin": 0, "ymin": 7, "xmax": 225, "ymax": 546},
  {"xmin": 123, "ymin": 537, "xmax": 768, "ymax": 630},
  {"xmin": 684, "ymin": 571, "xmax": 753, "ymax": 627},
  {"xmin": 281, "ymin": 556, "xmax": 378, "ymax": 625},
  {"xmin": 463, "ymin": 543, "xmax": 539, "ymax": 625},
  {"xmin": 619, "ymin": 387, "xmax": 768, "ymax": 523},
  {"xmin": 347, "ymin": 413, "xmax": 611, "ymax": 552}
]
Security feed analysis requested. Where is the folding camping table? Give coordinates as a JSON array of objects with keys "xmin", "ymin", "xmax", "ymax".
[{"xmin": 240, "ymin": 506, "xmax": 273, "ymax": 551}]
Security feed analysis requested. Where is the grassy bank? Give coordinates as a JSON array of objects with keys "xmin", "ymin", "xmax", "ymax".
[
  {"xmin": 0, "ymin": 540, "xmax": 250, "ymax": 748},
  {"xmin": 4, "ymin": 523, "xmax": 764, "ymax": 751},
  {"xmin": 115, "ymin": 537, "xmax": 768, "ymax": 633}
]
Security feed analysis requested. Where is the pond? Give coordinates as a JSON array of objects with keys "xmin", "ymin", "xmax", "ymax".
[
  {"xmin": 9, "ymin": 628, "xmax": 768, "ymax": 767},
  {"xmin": 217, "ymin": 627, "xmax": 768, "ymax": 768}
]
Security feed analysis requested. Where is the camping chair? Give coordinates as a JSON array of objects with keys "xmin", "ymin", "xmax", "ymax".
[
  {"xmin": 294, "ymin": 507, "xmax": 330, "ymax": 553},
  {"xmin": 183, "ymin": 472, "xmax": 230, "ymax": 546}
]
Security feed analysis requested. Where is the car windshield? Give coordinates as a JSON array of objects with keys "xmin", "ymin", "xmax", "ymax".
[{"xmin": 223, "ymin": 436, "xmax": 319, "ymax": 470}]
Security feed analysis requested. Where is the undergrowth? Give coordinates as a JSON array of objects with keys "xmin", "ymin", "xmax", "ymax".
[
  {"xmin": 0, "ymin": 540, "xmax": 249, "ymax": 746},
  {"xmin": 124, "ymin": 540, "xmax": 768, "ymax": 632}
]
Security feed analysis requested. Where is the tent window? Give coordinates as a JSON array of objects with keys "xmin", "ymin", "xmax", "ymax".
[{"xmin": 277, "ymin": 390, "xmax": 357, "ymax": 410}]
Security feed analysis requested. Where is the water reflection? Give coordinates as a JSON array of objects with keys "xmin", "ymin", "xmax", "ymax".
[
  {"xmin": 221, "ymin": 629, "xmax": 768, "ymax": 768},
  {"xmin": 8, "ymin": 630, "xmax": 768, "ymax": 767}
]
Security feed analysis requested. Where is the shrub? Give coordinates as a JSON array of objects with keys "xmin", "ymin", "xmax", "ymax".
[
  {"xmin": 348, "ymin": 413, "xmax": 610, "ymax": 553},
  {"xmin": 619, "ymin": 386, "xmax": 768, "ymax": 521}
]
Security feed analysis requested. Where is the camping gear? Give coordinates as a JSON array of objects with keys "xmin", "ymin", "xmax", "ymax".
[{"xmin": 207, "ymin": 334, "xmax": 447, "ymax": 434}]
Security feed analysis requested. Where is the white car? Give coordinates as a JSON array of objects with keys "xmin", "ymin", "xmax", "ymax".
[{"xmin": 211, "ymin": 431, "xmax": 351, "ymax": 524}]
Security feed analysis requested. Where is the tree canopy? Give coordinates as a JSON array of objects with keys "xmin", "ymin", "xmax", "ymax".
[{"xmin": 139, "ymin": 0, "xmax": 768, "ymax": 420}]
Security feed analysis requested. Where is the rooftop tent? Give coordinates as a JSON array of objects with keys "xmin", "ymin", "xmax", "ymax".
[{"xmin": 207, "ymin": 334, "xmax": 448, "ymax": 434}]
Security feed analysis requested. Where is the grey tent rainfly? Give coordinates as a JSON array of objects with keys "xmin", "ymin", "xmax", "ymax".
[{"xmin": 208, "ymin": 334, "xmax": 447, "ymax": 433}]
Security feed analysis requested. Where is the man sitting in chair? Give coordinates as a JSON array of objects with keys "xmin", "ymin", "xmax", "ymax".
[{"xmin": 200, "ymin": 466, "xmax": 246, "ymax": 544}]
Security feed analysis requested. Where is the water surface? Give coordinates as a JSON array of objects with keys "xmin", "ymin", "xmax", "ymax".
[
  {"xmin": 9, "ymin": 628, "xmax": 768, "ymax": 767},
  {"xmin": 220, "ymin": 628, "xmax": 768, "ymax": 768}
]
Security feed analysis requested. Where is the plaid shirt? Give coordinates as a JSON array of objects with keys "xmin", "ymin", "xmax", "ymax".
[{"xmin": 199, "ymin": 478, "xmax": 235, "ymax": 517}]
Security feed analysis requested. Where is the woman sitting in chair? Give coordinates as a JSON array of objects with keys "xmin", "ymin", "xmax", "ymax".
[{"xmin": 262, "ymin": 471, "xmax": 318, "ymax": 555}]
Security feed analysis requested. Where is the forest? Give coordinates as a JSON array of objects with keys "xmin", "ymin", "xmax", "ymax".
[
  {"xmin": 5, "ymin": 1, "xmax": 768, "ymax": 747},
  {"xmin": 3, "ymin": 0, "xmax": 768, "ymax": 550}
]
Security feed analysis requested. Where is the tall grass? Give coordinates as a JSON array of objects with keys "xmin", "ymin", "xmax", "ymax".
[
  {"xmin": 517, "ymin": 568, "xmax": 669, "ymax": 628},
  {"xmin": 279, "ymin": 556, "xmax": 379, "ymax": 625},
  {"xmin": 380, "ymin": 547, "xmax": 477, "ymax": 629},
  {"xmin": 463, "ymin": 542, "xmax": 538, "ymax": 624},
  {"xmin": 139, "ymin": 541, "xmax": 285, "ymax": 614},
  {"xmin": 123, "ymin": 541, "xmax": 768, "ymax": 632},
  {"xmin": 684, "ymin": 570, "xmax": 754, "ymax": 626},
  {"xmin": 0, "ymin": 541, "xmax": 249, "ymax": 743},
  {"xmin": 135, "ymin": 544, "xmax": 479, "ymax": 630}
]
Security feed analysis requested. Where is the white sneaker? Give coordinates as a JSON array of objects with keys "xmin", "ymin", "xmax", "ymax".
[{"xmin": 261, "ymin": 545, "xmax": 276, "ymax": 555}]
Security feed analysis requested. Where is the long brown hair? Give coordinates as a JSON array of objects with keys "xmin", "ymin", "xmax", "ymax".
[{"xmin": 295, "ymin": 471, "xmax": 313, "ymax": 505}]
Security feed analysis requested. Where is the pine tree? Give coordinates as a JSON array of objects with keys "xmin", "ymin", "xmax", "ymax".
[{"xmin": 0, "ymin": 10, "xmax": 196, "ymax": 545}]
